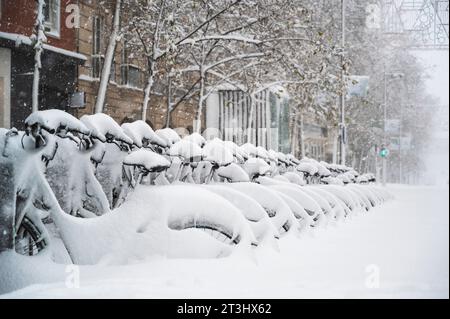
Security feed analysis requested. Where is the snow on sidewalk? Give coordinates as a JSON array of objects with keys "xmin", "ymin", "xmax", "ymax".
[{"xmin": 1, "ymin": 185, "xmax": 448, "ymax": 299}]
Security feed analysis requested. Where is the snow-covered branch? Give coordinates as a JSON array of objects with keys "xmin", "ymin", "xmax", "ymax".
[
  {"xmin": 204, "ymin": 52, "xmax": 265, "ymax": 73},
  {"xmin": 180, "ymin": 35, "xmax": 262, "ymax": 46}
]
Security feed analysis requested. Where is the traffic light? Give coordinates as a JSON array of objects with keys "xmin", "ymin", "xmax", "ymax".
[{"xmin": 380, "ymin": 148, "xmax": 389, "ymax": 158}]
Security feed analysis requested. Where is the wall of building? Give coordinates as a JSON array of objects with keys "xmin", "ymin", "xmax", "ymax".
[
  {"xmin": 290, "ymin": 110, "xmax": 337, "ymax": 162},
  {"xmin": 0, "ymin": 0, "xmax": 202, "ymax": 132},
  {"xmin": 0, "ymin": 0, "xmax": 77, "ymax": 52},
  {"xmin": 72, "ymin": 0, "xmax": 199, "ymax": 131},
  {"xmin": 0, "ymin": 0, "xmax": 83, "ymax": 129},
  {"xmin": 302, "ymin": 119, "xmax": 335, "ymax": 162},
  {"xmin": 205, "ymin": 88, "xmax": 291, "ymax": 151}
]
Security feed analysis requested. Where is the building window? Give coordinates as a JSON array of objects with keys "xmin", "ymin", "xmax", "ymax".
[
  {"xmin": 120, "ymin": 45, "xmax": 128, "ymax": 85},
  {"xmin": 121, "ymin": 45, "xmax": 142, "ymax": 88},
  {"xmin": 92, "ymin": 16, "xmax": 104, "ymax": 78},
  {"xmin": 110, "ymin": 60, "xmax": 116, "ymax": 83},
  {"xmin": 121, "ymin": 64, "xmax": 143, "ymax": 88},
  {"xmin": 43, "ymin": 0, "xmax": 61, "ymax": 38},
  {"xmin": 0, "ymin": 0, "xmax": 3, "ymax": 20},
  {"xmin": 127, "ymin": 66, "xmax": 142, "ymax": 88}
]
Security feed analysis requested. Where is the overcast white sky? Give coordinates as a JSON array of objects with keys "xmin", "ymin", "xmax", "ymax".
[
  {"xmin": 414, "ymin": 50, "xmax": 449, "ymax": 185},
  {"xmin": 414, "ymin": 50, "xmax": 449, "ymax": 107}
]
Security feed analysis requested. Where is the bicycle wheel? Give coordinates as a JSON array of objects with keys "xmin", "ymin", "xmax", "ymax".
[{"xmin": 15, "ymin": 216, "xmax": 47, "ymax": 256}]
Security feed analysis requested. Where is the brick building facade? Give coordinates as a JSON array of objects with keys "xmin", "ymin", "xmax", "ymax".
[
  {"xmin": 0, "ymin": 0, "xmax": 85, "ymax": 129},
  {"xmin": 0, "ymin": 0, "xmax": 199, "ymax": 132}
]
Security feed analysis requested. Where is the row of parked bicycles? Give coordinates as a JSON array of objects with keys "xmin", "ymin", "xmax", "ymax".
[{"xmin": 0, "ymin": 110, "xmax": 391, "ymax": 264}]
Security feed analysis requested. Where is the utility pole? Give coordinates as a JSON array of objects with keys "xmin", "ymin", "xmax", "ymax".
[
  {"xmin": 383, "ymin": 68, "xmax": 388, "ymax": 186},
  {"xmin": 399, "ymin": 99, "xmax": 404, "ymax": 184},
  {"xmin": 340, "ymin": 0, "xmax": 347, "ymax": 166},
  {"xmin": 375, "ymin": 144, "xmax": 380, "ymax": 182},
  {"xmin": 382, "ymin": 69, "xmax": 404, "ymax": 186}
]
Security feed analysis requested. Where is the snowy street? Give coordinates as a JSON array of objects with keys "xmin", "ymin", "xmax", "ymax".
[{"xmin": 2, "ymin": 185, "xmax": 448, "ymax": 299}]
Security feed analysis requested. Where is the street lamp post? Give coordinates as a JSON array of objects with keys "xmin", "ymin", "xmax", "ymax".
[
  {"xmin": 340, "ymin": 0, "xmax": 346, "ymax": 166},
  {"xmin": 382, "ymin": 68, "xmax": 405, "ymax": 186},
  {"xmin": 399, "ymin": 101, "xmax": 403, "ymax": 184},
  {"xmin": 383, "ymin": 68, "xmax": 388, "ymax": 186}
]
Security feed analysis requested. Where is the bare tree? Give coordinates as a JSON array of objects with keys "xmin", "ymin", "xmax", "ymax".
[
  {"xmin": 94, "ymin": 0, "xmax": 122, "ymax": 114},
  {"xmin": 32, "ymin": 0, "xmax": 47, "ymax": 113}
]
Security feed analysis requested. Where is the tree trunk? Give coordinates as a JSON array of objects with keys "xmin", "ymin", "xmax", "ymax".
[
  {"xmin": 290, "ymin": 110, "xmax": 297, "ymax": 156},
  {"xmin": 32, "ymin": 0, "xmax": 46, "ymax": 113},
  {"xmin": 142, "ymin": 0, "xmax": 165, "ymax": 121},
  {"xmin": 194, "ymin": 74, "xmax": 205, "ymax": 133},
  {"xmin": 165, "ymin": 108, "xmax": 172, "ymax": 129},
  {"xmin": 32, "ymin": 55, "xmax": 41, "ymax": 113},
  {"xmin": 94, "ymin": 0, "xmax": 121, "ymax": 114},
  {"xmin": 298, "ymin": 111, "xmax": 305, "ymax": 158},
  {"xmin": 142, "ymin": 71, "xmax": 154, "ymax": 121},
  {"xmin": 332, "ymin": 127, "xmax": 339, "ymax": 164},
  {"xmin": 165, "ymin": 76, "xmax": 172, "ymax": 128},
  {"xmin": 246, "ymin": 96, "xmax": 255, "ymax": 144}
]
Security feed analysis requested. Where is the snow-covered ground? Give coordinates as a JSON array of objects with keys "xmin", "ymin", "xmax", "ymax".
[{"xmin": 1, "ymin": 185, "xmax": 448, "ymax": 299}]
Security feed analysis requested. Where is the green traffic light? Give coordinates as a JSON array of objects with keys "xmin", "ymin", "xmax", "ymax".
[{"xmin": 380, "ymin": 148, "xmax": 389, "ymax": 158}]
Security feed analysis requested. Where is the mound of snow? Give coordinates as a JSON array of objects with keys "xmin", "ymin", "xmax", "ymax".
[
  {"xmin": 273, "ymin": 175, "xmax": 290, "ymax": 183},
  {"xmin": 308, "ymin": 187, "xmax": 347, "ymax": 221},
  {"xmin": 275, "ymin": 192, "xmax": 312, "ymax": 231},
  {"xmin": 225, "ymin": 182, "xmax": 296, "ymax": 236},
  {"xmin": 26, "ymin": 110, "xmax": 91, "ymax": 136},
  {"xmin": 317, "ymin": 185, "xmax": 359, "ymax": 214},
  {"xmin": 203, "ymin": 185, "xmax": 279, "ymax": 244},
  {"xmin": 297, "ymin": 162, "xmax": 319, "ymax": 176},
  {"xmin": 240, "ymin": 143, "xmax": 258, "ymax": 158},
  {"xmin": 256, "ymin": 178, "xmax": 324, "ymax": 226},
  {"xmin": 268, "ymin": 150, "xmax": 279, "ymax": 163},
  {"xmin": 122, "ymin": 121, "xmax": 167, "ymax": 148},
  {"xmin": 203, "ymin": 141, "xmax": 234, "ymax": 166},
  {"xmin": 255, "ymin": 146, "xmax": 270, "ymax": 161},
  {"xmin": 156, "ymin": 128, "xmax": 181, "ymax": 146},
  {"xmin": 217, "ymin": 163, "xmax": 250, "ymax": 182},
  {"xmin": 81, "ymin": 113, "xmax": 133, "ymax": 145},
  {"xmin": 313, "ymin": 161, "xmax": 332, "ymax": 177},
  {"xmin": 169, "ymin": 140, "xmax": 203, "ymax": 162},
  {"xmin": 48, "ymin": 185, "xmax": 256, "ymax": 265},
  {"xmin": 277, "ymin": 152, "xmax": 289, "ymax": 165},
  {"xmin": 223, "ymin": 141, "xmax": 248, "ymax": 162},
  {"xmin": 286, "ymin": 154, "xmax": 300, "ymax": 165},
  {"xmin": 301, "ymin": 187, "xmax": 335, "ymax": 220},
  {"xmin": 356, "ymin": 175, "xmax": 370, "ymax": 184},
  {"xmin": 337, "ymin": 174, "xmax": 352, "ymax": 184},
  {"xmin": 123, "ymin": 149, "xmax": 171, "ymax": 171},
  {"xmin": 283, "ymin": 172, "xmax": 306, "ymax": 186},
  {"xmin": 269, "ymin": 184, "xmax": 324, "ymax": 225},
  {"xmin": 183, "ymin": 133, "xmax": 206, "ymax": 148},
  {"xmin": 322, "ymin": 176, "xmax": 345, "ymax": 186},
  {"xmin": 243, "ymin": 158, "xmax": 271, "ymax": 178}
]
